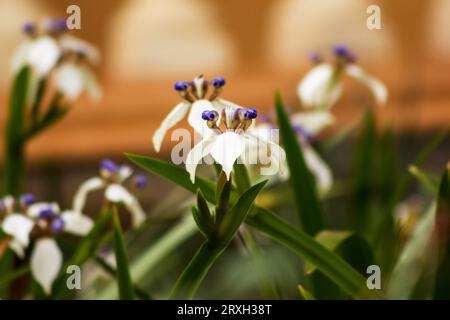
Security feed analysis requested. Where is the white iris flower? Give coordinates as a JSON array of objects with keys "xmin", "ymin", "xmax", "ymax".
[
  {"xmin": 298, "ymin": 46, "xmax": 388, "ymax": 109},
  {"xmin": 73, "ymin": 159, "xmax": 147, "ymax": 229},
  {"xmin": 10, "ymin": 19, "xmax": 101, "ymax": 102},
  {"xmin": 152, "ymin": 75, "xmax": 241, "ymax": 152},
  {"xmin": 186, "ymin": 107, "xmax": 286, "ymax": 182},
  {"xmin": 0, "ymin": 194, "xmax": 93, "ymax": 294}
]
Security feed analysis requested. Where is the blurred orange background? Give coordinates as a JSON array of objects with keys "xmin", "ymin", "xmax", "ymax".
[{"xmin": 0, "ymin": 0, "xmax": 449, "ymax": 165}]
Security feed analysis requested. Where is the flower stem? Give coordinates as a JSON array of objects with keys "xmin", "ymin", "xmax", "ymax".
[{"xmin": 169, "ymin": 241, "xmax": 225, "ymax": 299}]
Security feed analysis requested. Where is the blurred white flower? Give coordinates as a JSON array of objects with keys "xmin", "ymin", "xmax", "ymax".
[
  {"xmin": 258, "ymin": 110, "xmax": 334, "ymax": 194},
  {"xmin": 10, "ymin": 19, "xmax": 101, "ymax": 102},
  {"xmin": 186, "ymin": 108, "xmax": 286, "ymax": 182},
  {"xmin": 0, "ymin": 195, "xmax": 93, "ymax": 294},
  {"xmin": 73, "ymin": 159, "xmax": 147, "ymax": 229},
  {"xmin": 298, "ymin": 46, "xmax": 388, "ymax": 109},
  {"xmin": 152, "ymin": 75, "xmax": 241, "ymax": 152}
]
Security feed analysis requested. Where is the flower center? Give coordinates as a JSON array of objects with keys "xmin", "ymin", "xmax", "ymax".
[
  {"xmin": 32, "ymin": 206, "xmax": 65, "ymax": 238},
  {"xmin": 202, "ymin": 108, "xmax": 257, "ymax": 134},
  {"xmin": 174, "ymin": 75, "xmax": 226, "ymax": 102}
]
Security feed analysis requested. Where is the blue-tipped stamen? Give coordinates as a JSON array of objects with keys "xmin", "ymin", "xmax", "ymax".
[
  {"xmin": 20, "ymin": 193, "xmax": 36, "ymax": 206},
  {"xmin": 51, "ymin": 18, "xmax": 67, "ymax": 33},
  {"xmin": 134, "ymin": 175, "xmax": 148, "ymax": 189},
  {"xmin": 212, "ymin": 77, "xmax": 226, "ymax": 88},
  {"xmin": 174, "ymin": 81, "xmax": 189, "ymax": 92},
  {"xmin": 243, "ymin": 108, "xmax": 257, "ymax": 120},
  {"xmin": 308, "ymin": 51, "xmax": 322, "ymax": 64},
  {"xmin": 51, "ymin": 217, "xmax": 65, "ymax": 234},
  {"xmin": 332, "ymin": 45, "xmax": 356, "ymax": 63},
  {"xmin": 39, "ymin": 207, "xmax": 56, "ymax": 219},
  {"xmin": 22, "ymin": 22, "xmax": 35, "ymax": 34},
  {"xmin": 101, "ymin": 159, "xmax": 120, "ymax": 173},
  {"xmin": 202, "ymin": 110, "xmax": 219, "ymax": 121}
]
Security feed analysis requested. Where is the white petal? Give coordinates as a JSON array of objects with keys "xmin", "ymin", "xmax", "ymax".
[
  {"xmin": 297, "ymin": 63, "xmax": 342, "ymax": 109},
  {"xmin": 8, "ymin": 239, "xmax": 26, "ymax": 259},
  {"xmin": 105, "ymin": 184, "xmax": 133, "ymax": 204},
  {"xmin": 59, "ymin": 35, "xmax": 100, "ymax": 64},
  {"xmin": 185, "ymin": 135, "xmax": 217, "ymax": 183},
  {"xmin": 345, "ymin": 65, "xmax": 388, "ymax": 106},
  {"xmin": 73, "ymin": 177, "xmax": 105, "ymax": 213},
  {"xmin": 303, "ymin": 144, "xmax": 333, "ymax": 193},
  {"xmin": 10, "ymin": 41, "xmax": 31, "ymax": 74},
  {"xmin": 125, "ymin": 197, "xmax": 146, "ymax": 229},
  {"xmin": 152, "ymin": 101, "xmax": 191, "ymax": 152},
  {"xmin": 118, "ymin": 166, "xmax": 133, "ymax": 183},
  {"xmin": 54, "ymin": 63, "xmax": 85, "ymax": 101},
  {"xmin": 187, "ymin": 99, "xmax": 220, "ymax": 136},
  {"xmin": 61, "ymin": 211, "xmax": 93, "ymax": 236},
  {"xmin": 27, "ymin": 202, "xmax": 60, "ymax": 218},
  {"xmin": 2, "ymin": 196, "xmax": 15, "ymax": 212},
  {"xmin": 105, "ymin": 185, "xmax": 146, "ymax": 228},
  {"xmin": 31, "ymin": 238, "xmax": 62, "ymax": 295},
  {"xmin": 27, "ymin": 36, "xmax": 61, "ymax": 77},
  {"xmin": 2, "ymin": 214, "xmax": 34, "ymax": 248},
  {"xmin": 291, "ymin": 111, "xmax": 335, "ymax": 135},
  {"xmin": 210, "ymin": 132, "xmax": 245, "ymax": 180},
  {"xmin": 80, "ymin": 66, "xmax": 102, "ymax": 101}
]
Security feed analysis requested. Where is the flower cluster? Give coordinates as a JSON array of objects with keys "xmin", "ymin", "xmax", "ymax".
[
  {"xmin": 0, "ymin": 194, "xmax": 93, "ymax": 294},
  {"xmin": 186, "ymin": 106, "xmax": 286, "ymax": 181},
  {"xmin": 152, "ymin": 75, "xmax": 241, "ymax": 152},
  {"xmin": 11, "ymin": 18, "xmax": 101, "ymax": 102},
  {"xmin": 298, "ymin": 45, "xmax": 387, "ymax": 110},
  {"xmin": 73, "ymin": 159, "xmax": 148, "ymax": 229}
]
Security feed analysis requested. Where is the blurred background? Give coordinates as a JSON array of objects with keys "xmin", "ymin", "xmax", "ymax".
[{"xmin": 0, "ymin": 0, "xmax": 450, "ymax": 298}]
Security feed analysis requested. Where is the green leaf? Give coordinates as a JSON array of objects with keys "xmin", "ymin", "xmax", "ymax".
[
  {"xmin": 112, "ymin": 207, "xmax": 134, "ymax": 300},
  {"xmin": 128, "ymin": 154, "xmax": 378, "ymax": 298},
  {"xmin": 170, "ymin": 181, "xmax": 267, "ymax": 299},
  {"xmin": 97, "ymin": 214, "xmax": 197, "ymax": 299},
  {"xmin": 433, "ymin": 167, "xmax": 450, "ymax": 299},
  {"xmin": 409, "ymin": 165, "xmax": 439, "ymax": 194},
  {"xmin": 247, "ymin": 207, "xmax": 382, "ymax": 299},
  {"xmin": 233, "ymin": 162, "xmax": 251, "ymax": 194},
  {"xmin": 298, "ymin": 284, "xmax": 316, "ymax": 300},
  {"xmin": 70, "ymin": 208, "xmax": 112, "ymax": 266},
  {"xmin": 305, "ymin": 230, "xmax": 374, "ymax": 276},
  {"xmin": 216, "ymin": 180, "xmax": 267, "ymax": 242},
  {"xmin": 3, "ymin": 66, "xmax": 31, "ymax": 195},
  {"xmin": 192, "ymin": 191, "xmax": 214, "ymax": 239},
  {"xmin": 387, "ymin": 203, "xmax": 437, "ymax": 299},
  {"xmin": 275, "ymin": 92, "xmax": 324, "ymax": 235},
  {"xmin": 126, "ymin": 153, "xmax": 216, "ymax": 203},
  {"xmin": 94, "ymin": 256, "xmax": 150, "ymax": 300},
  {"xmin": 351, "ymin": 110, "xmax": 376, "ymax": 233}
]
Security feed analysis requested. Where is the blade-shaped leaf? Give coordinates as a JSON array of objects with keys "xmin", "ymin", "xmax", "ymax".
[
  {"xmin": 409, "ymin": 165, "xmax": 439, "ymax": 194},
  {"xmin": 126, "ymin": 153, "xmax": 216, "ymax": 203},
  {"xmin": 112, "ymin": 207, "xmax": 134, "ymax": 300},
  {"xmin": 170, "ymin": 181, "xmax": 267, "ymax": 299},
  {"xmin": 3, "ymin": 66, "xmax": 31, "ymax": 196},
  {"xmin": 387, "ymin": 203, "xmax": 437, "ymax": 299},
  {"xmin": 351, "ymin": 110, "xmax": 376, "ymax": 233},
  {"xmin": 127, "ymin": 154, "xmax": 379, "ymax": 299},
  {"xmin": 433, "ymin": 167, "xmax": 450, "ymax": 299},
  {"xmin": 247, "ymin": 207, "xmax": 382, "ymax": 299},
  {"xmin": 298, "ymin": 284, "xmax": 316, "ymax": 300},
  {"xmin": 275, "ymin": 92, "xmax": 323, "ymax": 235},
  {"xmin": 305, "ymin": 230, "xmax": 374, "ymax": 276},
  {"xmin": 217, "ymin": 180, "xmax": 267, "ymax": 242}
]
